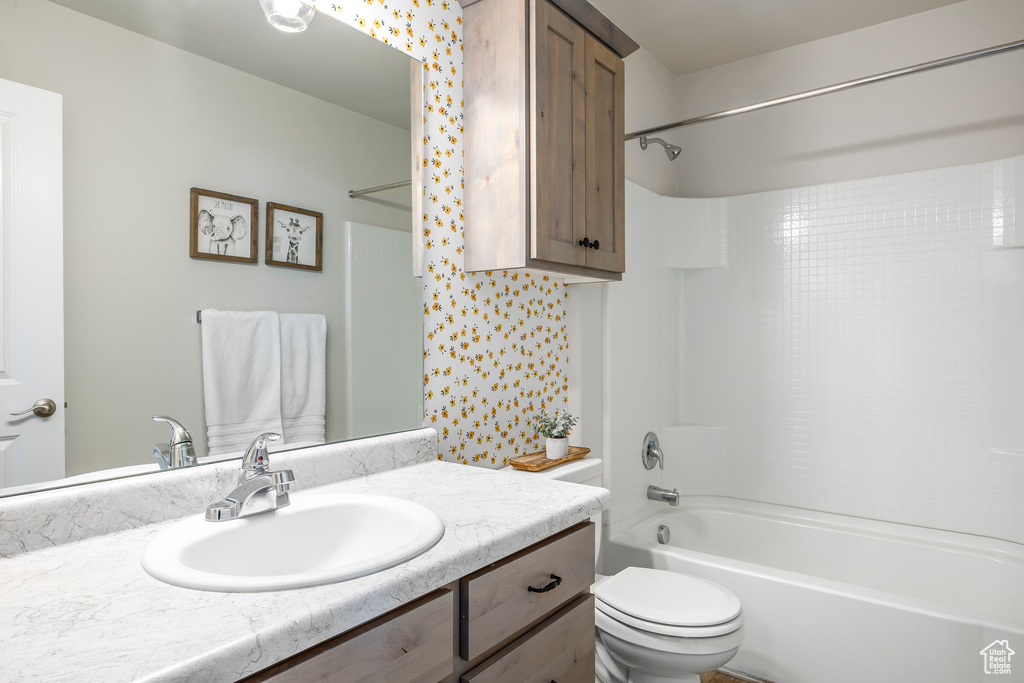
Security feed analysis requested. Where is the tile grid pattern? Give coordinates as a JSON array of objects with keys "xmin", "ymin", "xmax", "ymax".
[
  {"xmin": 680, "ymin": 157, "xmax": 1024, "ymax": 544},
  {"xmin": 312, "ymin": 1, "xmax": 569, "ymax": 467},
  {"xmin": 663, "ymin": 196, "xmax": 728, "ymax": 268}
]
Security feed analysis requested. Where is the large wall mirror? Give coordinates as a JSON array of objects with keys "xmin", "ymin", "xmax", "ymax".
[{"xmin": 0, "ymin": 0, "xmax": 423, "ymax": 497}]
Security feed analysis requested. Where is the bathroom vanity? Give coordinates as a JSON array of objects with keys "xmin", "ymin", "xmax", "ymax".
[
  {"xmin": 0, "ymin": 429, "xmax": 609, "ymax": 682},
  {"xmin": 245, "ymin": 522, "xmax": 595, "ymax": 682}
]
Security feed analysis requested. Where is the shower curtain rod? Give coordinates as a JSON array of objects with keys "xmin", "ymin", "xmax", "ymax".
[
  {"xmin": 348, "ymin": 179, "xmax": 412, "ymax": 198},
  {"xmin": 626, "ymin": 38, "xmax": 1024, "ymax": 141}
]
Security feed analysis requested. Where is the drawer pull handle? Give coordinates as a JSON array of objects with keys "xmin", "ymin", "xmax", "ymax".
[{"xmin": 527, "ymin": 574, "xmax": 562, "ymax": 593}]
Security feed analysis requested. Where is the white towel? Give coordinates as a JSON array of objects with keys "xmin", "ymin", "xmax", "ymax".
[
  {"xmin": 280, "ymin": 313, "xmax": 326, "ymax": 444},
  {"xmin": 201, "ymin": 310, "xmax": 284, "ymax": 455}
]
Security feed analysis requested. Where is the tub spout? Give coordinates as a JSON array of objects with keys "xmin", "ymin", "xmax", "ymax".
[{"xmin": 647, "ymin": 485, "xmax": 679, "ymax": 507}]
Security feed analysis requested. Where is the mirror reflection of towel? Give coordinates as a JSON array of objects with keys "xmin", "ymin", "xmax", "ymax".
[
  {"xmin": 280, "ymin": 313, "xmax": 326, "ymax": 445},
  {"xmin": 200, "ymin": 310, "xmax": 326, "ymax": 455}
]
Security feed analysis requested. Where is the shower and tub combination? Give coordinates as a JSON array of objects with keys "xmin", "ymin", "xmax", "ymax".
[
  {"xmin": 604, "ymin": 493, "xmax": 1024, "ymax": 683},
  {"xmin": 610, "ymin": 36, "xmax": 1024, "ymax": 683}
]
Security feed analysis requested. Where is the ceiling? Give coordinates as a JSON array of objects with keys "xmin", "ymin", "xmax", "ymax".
[
  {"xmin": 47, "ymin": 0, "xmax": 413, "ymax": 129},
  {"xmin": 588, "ymin": 0, "xmax": 965, "ymax": 76}
]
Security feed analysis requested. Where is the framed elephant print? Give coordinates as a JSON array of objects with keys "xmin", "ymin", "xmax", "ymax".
[
  {"xmin": 189, "ymin": 188, "xmax": 259, "ymax": 263},
  {"xmin": 265, "ymin": 203, "xmax": 323, "ymax": 271}
]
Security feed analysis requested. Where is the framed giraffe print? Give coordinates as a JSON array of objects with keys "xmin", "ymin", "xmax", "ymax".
[{"xmin": 265, "ymin": 202, "xmax": 323, "ymax": 271}]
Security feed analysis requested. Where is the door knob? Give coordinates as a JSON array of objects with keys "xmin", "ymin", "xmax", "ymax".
[
  {"xmin": 10, "ymin": 398, "xmax": 57, "ymax": 418},
  {"xmin": 578, "ymin": 237, "xmax": 591, "ymax": 248},
  {"xmin": 591, "ymin": 240, "xmax": 600, "ymax": 250}
]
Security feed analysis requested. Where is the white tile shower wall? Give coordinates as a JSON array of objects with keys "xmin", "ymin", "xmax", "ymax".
[
  {"xmin": 605, "ymin": 182, "xmax": 681, "ymax": 526},
  {"xmin": 662, "ymin": 196, "xmax": 728, "ymax": 269},
  {"xmin": 343, "ymin": 222, "xmax": 423, "ymax": 440},
  {"xmin": 680, "ymin": 156, "xmax": 1024, "ymax": 544}
]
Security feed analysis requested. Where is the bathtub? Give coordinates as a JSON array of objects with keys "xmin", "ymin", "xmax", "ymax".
[{"xmin": 602, "ymin": 496, "xmax": 1024, "ymax": 683}]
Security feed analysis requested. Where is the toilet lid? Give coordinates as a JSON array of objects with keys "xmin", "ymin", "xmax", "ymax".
[
  {"xmin": 593, "ymin": 567, "xmax": 741, "ymax": 627},
  {"xmin": 596, "ymin": 597, "xmax": 743, "ymax": 638}
]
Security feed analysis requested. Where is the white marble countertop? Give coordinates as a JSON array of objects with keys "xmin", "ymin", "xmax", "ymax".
[{"xmin": 0, "ymin": 461, "xmax": 610, "ymax": 682}]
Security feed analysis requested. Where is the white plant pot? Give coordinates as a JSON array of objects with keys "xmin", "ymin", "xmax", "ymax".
[{"xmin": 545, "ymin": 437, "xmax": 569, "ymax": 460}]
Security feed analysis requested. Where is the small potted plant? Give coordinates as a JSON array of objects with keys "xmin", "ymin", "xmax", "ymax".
[{"xmin": 529, "ymin": 409, "xmax": 579, "ymax": 460}]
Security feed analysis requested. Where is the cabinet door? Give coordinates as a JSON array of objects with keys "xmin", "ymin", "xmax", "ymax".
[
  {"xmin": 462, "ymin": 594, "xmax": 595, "ymax": 683},
  {"xmin": 245, "ymin": 590, "xmax": 454, "ymax": 683},
  {"xmin": 584, "ymin": 34, "xmax": 625, "ymax": 273},
  {"xmin": 460, "ymin": 522, "xmax": 594, "ymax": 661},
  {"xmin": 531, "ymin": 0, "xmax": 587, "ymax": 267}
]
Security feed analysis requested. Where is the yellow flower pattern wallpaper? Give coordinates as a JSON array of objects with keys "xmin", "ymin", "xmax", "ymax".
[{"xmin": 313, "ymin": 0, "xmax": 570, "ymax": 466}]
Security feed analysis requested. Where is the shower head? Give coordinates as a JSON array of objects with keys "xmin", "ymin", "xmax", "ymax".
[{"xmin": 639, "ymin": 136, "xmax": 682, "ymax": 161}]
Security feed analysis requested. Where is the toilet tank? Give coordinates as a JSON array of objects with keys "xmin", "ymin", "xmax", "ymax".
[{"xmin": 501, "ymin": 458, "xmax": 604, "ymax": 565}]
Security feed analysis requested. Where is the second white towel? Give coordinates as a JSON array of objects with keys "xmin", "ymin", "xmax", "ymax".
[
  {"xmin": 201, "ymin": 310, "xmax": 326, "ymax": 454},
  {"xmin": 280, "ymin": 313, "xmax": 327, "ymax": 444}
]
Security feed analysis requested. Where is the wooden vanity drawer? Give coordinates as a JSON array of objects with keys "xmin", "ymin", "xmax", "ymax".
[
  {"xmin": 245, "ymin": 589, "xmax": 453, "ymax": 683},
  {"xmin": 460, "ymin": 522, "xmax": 594, "ymax": 661},
  {"xmin": 461, "ymin": 593, "xmax": 595, "ymax": 683}
]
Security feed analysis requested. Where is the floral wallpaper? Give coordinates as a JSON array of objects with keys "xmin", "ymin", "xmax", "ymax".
[{"xmin": 314, "ymin": 0, "xmax": 569, "ymax": 466}]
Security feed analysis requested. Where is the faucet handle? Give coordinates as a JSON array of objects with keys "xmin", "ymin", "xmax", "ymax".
[
  {"xmin": 641, "ymin": 431, "xmax": 664, "ymax": 470},
  {"xmin": 152, "ymin": 415, "xmax": 193, "ymax": 446},
  {"xmin": 241, "ymin": 432, "xmax": 281, "ymax": 480}
]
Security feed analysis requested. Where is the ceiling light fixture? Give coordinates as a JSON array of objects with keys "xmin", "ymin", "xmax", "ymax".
[{"xmin": 259, "ymin": 0, "xmax": 315, "ymax": 33}]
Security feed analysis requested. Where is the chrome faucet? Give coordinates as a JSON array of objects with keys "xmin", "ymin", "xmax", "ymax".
[
  {"xmin": 205, "ymin": 432, "xmax": 294, "ymax": 522},
  {"xmin": 152, "ymin": 415, "xmax": 198, "ymax": 469},
  {"xmin": 641, "ymin": 432, "xmax": 664, "ymax": 470},
  {"xmin": 647, "ymin": 485, "xmax": 679, "ymax": 507}
]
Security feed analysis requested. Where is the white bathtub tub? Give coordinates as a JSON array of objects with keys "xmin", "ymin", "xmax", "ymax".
[{"xmin": 603, "ymin": 496, "xmax": 1024, "ymax": 683}]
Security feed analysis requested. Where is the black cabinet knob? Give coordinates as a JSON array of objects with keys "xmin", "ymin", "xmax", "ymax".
[
  {"xmin": 591, "ymin": 240, "xmax": 600, "ymax": 250},
  {"xmin": 578, "ymin": 237, "xmax": 591, "ymax": 248}
]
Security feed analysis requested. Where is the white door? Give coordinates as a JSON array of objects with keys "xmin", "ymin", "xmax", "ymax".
[{"xmin": 0, "ymin": 78, "xmax": 64, "ymax": 488}]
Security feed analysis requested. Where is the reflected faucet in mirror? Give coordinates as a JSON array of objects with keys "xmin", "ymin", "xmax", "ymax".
[
  {"xmin": 206, "ymin": 432, "xmax": 294, "ymax": 522},
  {"xmin": 151, "ymin": 416, "xmax": 198, "ymax": 470}
]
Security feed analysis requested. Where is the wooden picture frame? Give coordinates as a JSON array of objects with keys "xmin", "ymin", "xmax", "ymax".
[
  {"xmin": 265, "ymin": 202, "xmax": 323, "ymax": 271},
  {"xmin": 189, "ymin": 187, "xmax": 259, "ymax": 263}
]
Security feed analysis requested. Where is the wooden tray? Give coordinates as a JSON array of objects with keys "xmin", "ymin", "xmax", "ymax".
[{"xmin": 509, "ymin": 446, "xmax": 591, "ymax": 472}]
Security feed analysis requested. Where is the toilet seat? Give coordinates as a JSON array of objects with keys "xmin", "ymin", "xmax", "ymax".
[
  {"xmin": 596, "ymin": 608, "xmax": 745, "ymax": 657},
  {"xmin": 596, "ymin": 597, "xmax": 743, "ymax": 638},
  {"xmin": 594, "ymin": 567, "xmax": 742, "ymax": 637}
]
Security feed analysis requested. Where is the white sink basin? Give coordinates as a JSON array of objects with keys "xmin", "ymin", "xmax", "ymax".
[{"xmin": 142, "ymin": 493, "xmax": 444, "ymax": 592}]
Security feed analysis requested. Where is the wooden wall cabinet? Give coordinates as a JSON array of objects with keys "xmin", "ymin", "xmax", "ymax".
[
  {"xmin": 241, "ymin": 522, "xmax": 595, "ymax": 683},
  {"xmin": 460, "ymin": 0, "xmax": 638, "ymax": 283}
]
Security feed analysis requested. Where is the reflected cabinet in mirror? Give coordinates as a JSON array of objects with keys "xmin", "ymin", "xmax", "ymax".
[{"xmin": 0, "ymin": 0, "xmax": 423, "ymax": 496}]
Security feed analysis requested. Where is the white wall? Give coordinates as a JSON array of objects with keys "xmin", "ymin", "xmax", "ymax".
[
  {"xmin": 0, "ymin": 0, "xmax": 415, "ymax": 475},
  {"xmin": 599, "ymin": 181, "xmax": 683, "ymax": 527},
  {"xmin": 672, "ymin": 0, "xmax": 1024, "ymax": 197},
  {"xmin": 624, "ymin": 48, "xmax": 679, "ymax": 196}
]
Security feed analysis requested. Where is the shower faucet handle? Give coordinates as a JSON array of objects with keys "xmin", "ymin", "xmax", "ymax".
[{"xmin": 642, "ymin": 431, "xmax": 664, "ymax": 470}]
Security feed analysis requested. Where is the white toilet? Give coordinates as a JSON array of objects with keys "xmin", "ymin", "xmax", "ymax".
[{"xmin": 503, "ymin": 458, "xmax": 744, "ymax": 683}]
